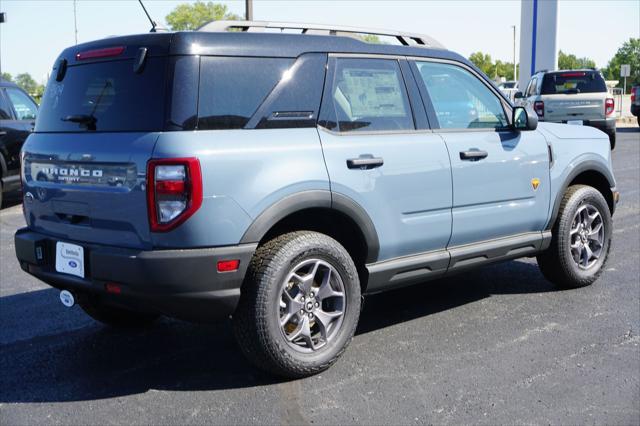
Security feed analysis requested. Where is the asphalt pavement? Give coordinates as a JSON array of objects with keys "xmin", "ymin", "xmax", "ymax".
[{"xmin": 1, "ymin": 129, "xmax": 639, "ymax": 425}]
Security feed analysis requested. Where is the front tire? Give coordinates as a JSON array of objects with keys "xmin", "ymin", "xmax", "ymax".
[
  {"xmin": 233, "ymin": 231, "xmax": 361, "ymax": 378},
  {"xmin": 537, "ymin": 185, "xmax": 612, "ymax": 288}
]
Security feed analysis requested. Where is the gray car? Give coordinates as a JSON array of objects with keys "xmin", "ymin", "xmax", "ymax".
[{"xmin": 15, "ymin": 22, "xmax": 618, "ymax": 378}]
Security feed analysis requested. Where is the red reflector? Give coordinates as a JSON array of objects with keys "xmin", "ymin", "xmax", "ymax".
[
  {"xmin": 534, "ymin": 101, "xmax": 544, "ymax": 117},
  {"xmin": 560, "ymin": 72, "xmax": 586, "ymax": 77},
  {"xmin": 105, "ymin": 283, "xmax": 122, "ymax": 294},
  {"xmin": 217, "ymin": 260, "xmax": 240, "ymax": 272},
  {"xmin": 156, "ymin": 180, "xmax": 186, "ymax": 195},
  {"xmin": 76, "ymin": 46, "xmax": 125, "ymax": 61}
]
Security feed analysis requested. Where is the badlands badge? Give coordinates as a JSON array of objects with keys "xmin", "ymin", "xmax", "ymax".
[{"xmin": 531, "ymin": 178, "xmax": 540, "ymax": 191}]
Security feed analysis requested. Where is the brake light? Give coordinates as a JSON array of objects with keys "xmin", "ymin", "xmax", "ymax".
[
  {"xmin": 534, "ymin": 101, "xmax": 544, "ymax": 117},
  {"xmin": 147, "ymin": 158, "xmax": 202, "ymax": 232},
  {"xmin": 605, "ymin": 98, "xmax": 615, "ymax": 116},
  {"xmin": 631, "ymin": 88, "xmax": 636, "ymax": 103},
  {"xmin": 76, "ymin": 46, "xmax": 125, "ymax": 61},
  {"xmin": 560, "ymin": 72, "xmax": 586, "ymax": 77}
]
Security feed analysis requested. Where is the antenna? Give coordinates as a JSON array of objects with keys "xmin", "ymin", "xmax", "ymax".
[{"xmin": 138, "ymin": 0, "xmax": 166, "ymax": 32}]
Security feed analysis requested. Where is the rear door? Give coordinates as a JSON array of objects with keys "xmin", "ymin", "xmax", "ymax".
[
  {"xmin": 22, "ymin": 47, "xmax": 169, "ymax": 249},
  {"xmin": 0, "ymin": 88, "xmax": 28, "ymax": 182},
  {"xmin": 411, "ymin": 59, "xmax": 550, "ymax": 247},
  {"xmin": 318, "ymin": 56, "xmax": 452, "ymax": 261}
]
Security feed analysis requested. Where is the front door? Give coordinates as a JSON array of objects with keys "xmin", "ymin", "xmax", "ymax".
[{"xmin": 411, "ymin": 60, "xmax": 550, "ymax": 247}]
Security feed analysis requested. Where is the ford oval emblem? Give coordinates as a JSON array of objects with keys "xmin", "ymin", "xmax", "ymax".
[
  {"xmin": 24, "ymin": 192, "xmax": 34, "ymax": 204},
  {"xmin": 68, "ymin": 260, "xmax": 78, "ymax": 268}
]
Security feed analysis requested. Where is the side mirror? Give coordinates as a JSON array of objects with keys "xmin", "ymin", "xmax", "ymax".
[
  {"xmin": 513, "ymin": 106, "xmax": 537, "ymax": 131},
  {"xmin": 513, "ymin": 91, "xmax": 524, "ymax": 99}
]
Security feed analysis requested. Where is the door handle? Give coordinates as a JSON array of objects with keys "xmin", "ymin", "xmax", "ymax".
[
  {"xmin": 0, "ymin": 131, "xmax": 7, "ymax": 136},
  {"xmin": 459, "ymin": 149, "xmax": 488, "ymax": 161},
  {"xmin": 346, "ymin": 155, "xmax": 384, "ymax": 170}
]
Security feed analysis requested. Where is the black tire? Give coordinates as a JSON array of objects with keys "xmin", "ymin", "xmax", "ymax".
[
  {"xmin": 537, "ymin": 185, "xmax": 612, "ymax": 288},
  {"xmin": 233, "ymin": 231, "xmax": 361, "ymax": 378},
  {"xmin": 78, "ymin": 294, "xmax": 159, "ymax": 328}
]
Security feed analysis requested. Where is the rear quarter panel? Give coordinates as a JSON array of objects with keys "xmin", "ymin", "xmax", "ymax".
[{"xmin": 151, "ymin": 128, "xmax": 330, "ymax": 248}]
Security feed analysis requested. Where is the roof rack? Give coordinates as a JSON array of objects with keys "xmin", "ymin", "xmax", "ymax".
[{"xmin": 197, "ymin": 20, "xmax": 446, "ymax": 50}]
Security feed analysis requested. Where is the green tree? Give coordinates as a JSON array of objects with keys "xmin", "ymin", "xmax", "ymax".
[
  {"xmin": 558, "ymin": 50, "xmax": 596, "ymax": 70},
  {"xmin": 602, "ymin": 38, "xmax": 640, "ymax": 87},
  {"xmin": 165, "ymin": 1, "xmax": 239, "ymax": 31},
  {"xmin": 469, "ymin": 52, "xmax": 494, "ymax": 76},
  {"xmin": 1, "ymin": 72, "xmax": 12, "ymax": 82},
  {"xmin": 15, "ymin": 73, "xmax": 39, "ymax": 94}
]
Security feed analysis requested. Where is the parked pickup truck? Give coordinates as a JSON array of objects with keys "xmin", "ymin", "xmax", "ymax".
[{"xmin": 15, "ymin": 22, "xmax": 619, "ymax": 378}]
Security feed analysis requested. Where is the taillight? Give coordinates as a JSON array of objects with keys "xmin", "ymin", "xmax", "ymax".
[
  {"xmin": 534, "ymin": 101, "xmax": 544, "ymax": 117},
  {"xmin": 605, "ymin": 98, "xmax": 615, "ymax": 116},
  {"xmin": 147, "ymin": 158, "xmax": 203, "ymax": 232},
  {"xmin": 631, "ymin": 88, "xmax": 636, "ymax": 103}
]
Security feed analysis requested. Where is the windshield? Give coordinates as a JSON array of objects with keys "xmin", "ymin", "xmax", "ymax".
[
  {"xmin": 36, "ymin": 57, "xmax": 166, "ymax": 132},
  {"xmin": 540, "ymin": 71, "xmax": 607, "ymax": 95}
]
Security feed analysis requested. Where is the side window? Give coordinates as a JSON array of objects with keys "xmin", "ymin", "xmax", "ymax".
[
  {"xmin": 526, "ymin": 77, "xmax": 538, "ymax": 97},
  {"xmin": 414, "ymin": 61, "xmax": 508, "ymax": 130},
  {"xmin": 6, "ymin": 88, "xmax": 38, "ymax": 121},
  {"xmin": 330, "ymin": 58, "xmax": 414, "ymax": 132},
  {"xmin": 0, "ymin": 90, "xmax": 13, "ymax": 120},
  {"xmin": 198, "ymin": 57, "xmax": 293, "ymax": 130}
]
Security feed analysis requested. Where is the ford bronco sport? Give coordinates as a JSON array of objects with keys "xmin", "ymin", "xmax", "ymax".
[
  {"xmin": 15, "ymin": 21, "xmax": 618, "ymax": 378},
  {"xmin": 516, "ymin": 69, "xmax": 617, "ymax": 149}
]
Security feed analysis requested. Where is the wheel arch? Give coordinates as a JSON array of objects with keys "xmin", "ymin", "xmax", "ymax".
[
  {"xmin": 240, "ymin": 190, "xmax": 380, "ymax": 266},
  {"xmin": 547, "ymin": 161, "xmax": 616, "ymax": 230}
]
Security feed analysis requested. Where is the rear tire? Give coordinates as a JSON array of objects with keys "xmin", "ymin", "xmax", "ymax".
[
  {"xmin": 233, "ymin": 231, "xmax": 361, "ymax": 378},
  {"xmin": 537, "ymin": 185, "xmax": 612, "ymax": 288},
  {"xmin": 78, "ymin": 295, "xmax": 159, "ymax": 328}
]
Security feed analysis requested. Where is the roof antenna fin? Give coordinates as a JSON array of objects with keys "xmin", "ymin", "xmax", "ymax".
[{"xmin": 138, "ymin": 0, "xmax": 167, "ymax": 32}]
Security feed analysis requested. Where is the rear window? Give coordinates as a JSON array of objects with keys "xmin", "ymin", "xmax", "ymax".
[
  {"xmin": 541, "ymin": 71, "xmax": 607, "ymax": 95},
  {"xmin": 36, "ymin": 58, "xmax": 166, "ymax": 132},
  {"xmin": 197, "ymin": 57, "xmax": 293, "ymax": 130}
]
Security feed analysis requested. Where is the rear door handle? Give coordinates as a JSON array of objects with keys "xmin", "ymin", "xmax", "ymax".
[
  {"xmin": 347, "ymin": 155, "xmax": 384, "ymax": 170},
  {"xmin": 459, "ymin": 149, "xmax": 488, "ymax": 161}
]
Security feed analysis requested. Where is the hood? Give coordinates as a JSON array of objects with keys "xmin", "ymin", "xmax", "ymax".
[{"xmin": 537, "ymin": 122, "xmax": 608, "ymax": 140}]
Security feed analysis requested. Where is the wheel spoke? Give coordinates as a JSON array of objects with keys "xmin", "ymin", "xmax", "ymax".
[
  {"xmin": 585, "ymin": 211, "xmax": 599, "ymax": 228},
  {"xmin": 316, "ymin": 268, "xmax": 343, "ymax": 301},
  {"xmin": 588, "ymin": 222, "xmax": 603, "ymax": 238},
  {"xmin": 314, "ymin": 309, "xmax": 342, "ymax": 340}
]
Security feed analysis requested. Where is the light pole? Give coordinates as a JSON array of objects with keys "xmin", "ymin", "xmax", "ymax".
[
  {"xmin": 73, "ymin": 0, "xmax": 78, "ymax": 44},
  {"xmin": 511, "ymin": 25, "xmax": 517, "ymax": 82},
  {"xmin": 245, "ymin": 0, "xmax": 253, "ymax": 20}
]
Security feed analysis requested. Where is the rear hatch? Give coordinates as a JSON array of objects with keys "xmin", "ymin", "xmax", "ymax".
[
  {"xmin": 540, "ymin": 71, "xmax": 608, "ymax": 122},
  {"xmin": 22, "ymin": 34, "xmax": 172, "ymax": 249}
]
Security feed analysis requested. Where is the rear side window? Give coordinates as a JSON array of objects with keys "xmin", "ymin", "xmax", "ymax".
[
  {"xmin": 331, "ymin": 58, "xmax": 414, "ymax": 132},
  {"xmin": 36, "ymin": 58, "xmax": 166, "ymax": 132},
  {"xmin": 541, "ymin": 71, "xmax": 607, "ymax": 95},
  {"xmin": 198, "ymin": 57, "xmax": 293, "ymax": 130},
  {"xmin": 0, "ymin": 90, "xmax": 13, "ymax": 119}
]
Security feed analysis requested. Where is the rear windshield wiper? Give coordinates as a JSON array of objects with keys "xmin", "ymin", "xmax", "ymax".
[{"xmin": 62, "ymin": 114, "xmax": 97, "ymax": 131}]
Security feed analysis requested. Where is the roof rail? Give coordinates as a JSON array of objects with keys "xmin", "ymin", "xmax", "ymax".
[{"xmin": 197, "ymin": 20, "xmax": 446, "ymax": 50}]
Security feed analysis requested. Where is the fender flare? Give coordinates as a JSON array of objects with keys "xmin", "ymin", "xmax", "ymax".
[
  {"xmin": 240, "ymin": 190, "xmax": 380, "ymax": 263},
  {"xmin": 547, "ymin": 160, "xmax": 616, "ymax": 230}
]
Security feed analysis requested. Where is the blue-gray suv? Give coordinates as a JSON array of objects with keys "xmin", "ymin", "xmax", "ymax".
[{"xmin": 14, "ymin": 22, "xmax": 619, "ymax": 378}]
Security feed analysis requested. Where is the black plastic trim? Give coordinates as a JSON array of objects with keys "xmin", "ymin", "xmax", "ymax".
[
  {"xmin": 239, "ymin": 190, "xmax": 380, "ymax": 263},
  {"xmin": 547, "ymin": 160, "xmax": 616, "ymax": 230}
]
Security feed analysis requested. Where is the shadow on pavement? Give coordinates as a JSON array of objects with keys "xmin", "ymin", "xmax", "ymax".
[{"xmin": 0, "ymin": 259, "xmax": 558, "ymax": 403}]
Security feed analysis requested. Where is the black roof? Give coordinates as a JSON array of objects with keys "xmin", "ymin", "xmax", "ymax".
[{"xmin": 57, "ymin": 31, "xmax": 472, "ymax": 67}]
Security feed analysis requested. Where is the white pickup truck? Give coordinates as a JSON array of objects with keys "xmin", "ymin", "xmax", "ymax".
[{"xmin": 516, "ymin": 69, "xmax": 616, "ymax": 149}]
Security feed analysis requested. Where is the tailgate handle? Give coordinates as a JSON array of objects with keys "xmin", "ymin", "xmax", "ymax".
[{"xmin": 56, "ymin": 213, "xmax": 90, "ymax": 225}]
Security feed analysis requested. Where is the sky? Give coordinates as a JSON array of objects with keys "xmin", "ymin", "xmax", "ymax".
[{"xmin": 0, "ymin": 0, "xmax": 638, "ymax": 83}]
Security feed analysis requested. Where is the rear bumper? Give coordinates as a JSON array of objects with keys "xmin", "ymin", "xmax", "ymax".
[
  {"xmin": 548, "ymin": 117, "xmax": 616, "ymax": 132},
  {"xmin": 14, "ymin": 228, "xmax": 256, "ymax": 322}
]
